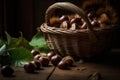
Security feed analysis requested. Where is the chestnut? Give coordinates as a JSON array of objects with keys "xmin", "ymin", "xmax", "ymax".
[
  {"xmin": 51, "ymin": 54, "xmax": 62, "ymax": 66},
  {"xmin": 23, "ymin": 62, "xmax": 35, "ymax": 73},
  {"xmin": 1, "ymin": 65, "xmax": 14, "ymax": 77},
  {"xmin": 59, "ymin": 15, "xmax": 69, "ymax": 22},
  {"xmin": 62, "ymin": 56, "xmax": 74, "ymax": 66},
  {"xmin": 70, "ymin": 17, "xmax": 82, "ymax": 25},
  {"xmin": 70, "ymin": 22, "xmax": 82, "ymax": 30},
  {"xmin": 80, "ymin": 22, "xmax": 87, "ymax": 29},
  {"xmin": 57, "ymin": 60, "xmax": 69, "ymax": 69},
  {"xmin": 31, "ymin": 60, "xmax": 41, "ymax": 70},
  {"xmin": 31, "ymin": 50, "xmax": 40, "ymax": 56},
  {"xmin": 60, "ymin": 21, "xmax": 71, "ymax": 29},
  {"xmin": 34, "ymin": 54, "xmax": 41, "ymax": 60},
  {"xmin": 91, "ymin": 19, "xmax": 100, "ymax": 27},
  {"xmin": 39, "ymin": 56, "xmax": 49, "ymax": 67},
  {"xmin": 50, "ymin": 17, "xmax": 61, "ymax": 27},
  {"xmin": 47, "ymin": 51, "xmax": 56, "ymax": 59},
  {"xmin": 87, "ymin": 11, "xmax": 96, "ymax": 21}
]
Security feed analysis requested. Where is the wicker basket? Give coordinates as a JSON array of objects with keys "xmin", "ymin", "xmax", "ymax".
[{"xmin": 39, "ymin": 2, "xmax": 117, "ymax": 59}]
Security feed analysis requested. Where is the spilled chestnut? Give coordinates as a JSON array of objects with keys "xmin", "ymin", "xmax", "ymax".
[
  {"xmin": 31, "ymin": 50, "xmax": 40, "ymax": 56},
  {"xmin": 51, "ymin": 54, "xmax": 62, "ymax": 66},
  {"xmin": 47, "ymin": 51, "xmax": 56, "ymax": 60},
  {"xmin": 31, "ymin": 60, "xmax": 41, "ymax": 70},
  {"xmin": 1, "ymin": 65, "xmax": 14, "ymax": 77},
  {"xmin": 57, "ymin": 56, "xmax": 74, "ymax": 70},
  {"xmin": 23, "ymin": 62, "xmax": 35, "ymax": 73},
  {"xmin": 57, "ymin": 60, "xmax": 69, "ymax": 69},
  {"xmin": 34, "ymin": 54, "xmax": 41, "ymax": 60},
  {"xmin": 39, "ymin": 56, "xmax": 49, "ymax": 67},
  {"xmin": 62, "ymin": 56, "xmax": 74, "ymax": 66}
]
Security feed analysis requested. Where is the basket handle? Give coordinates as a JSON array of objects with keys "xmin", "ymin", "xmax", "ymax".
[
  {"xmin": 45, "ymin": 2, "xmax": 97, "ymax": 42},
  {"xmin": 45, "ymin": 2, "xmax": 93, "ymax": 31}
]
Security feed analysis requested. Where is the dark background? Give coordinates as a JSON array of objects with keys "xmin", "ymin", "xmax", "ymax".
[{"xmin": 0, "ymin": 0, "xmax": 120, "ymax": 47}]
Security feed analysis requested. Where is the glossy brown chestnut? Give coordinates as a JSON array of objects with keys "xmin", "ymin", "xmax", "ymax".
[
  {"xmin": 60, "ymin": 21, "xmax": 71, "ymax": 29},
  {"xmin": 57, "ymin": 60, "xmax": 69, "ymax": 69},
  {"xmin": 39, "ymin": 56, "xmax": 49, "ymax": 67},
  {"xmin": 51, "ymin": 54, "xmax": 62, "ymax": 66},
  {"xmin": 91, "ymin": 19, "xmax": 100, "ymax": 27},
  {"xmin": 34, "ymin": 54, "xmax": 41, "ymax": 60},
  {"xmin": 31, "ymin": 50, "xmax": 40, "ymax": 56},
  {"xmin": 62, "ymin": 56, "xmax": 74, "ymax": 66},
  {"xmin": 80, "ymin": 22, "xmax": 87, "ymax": 29},
  {"xmin": 47, "ymin": 51, "xmax": 56, "ymax": 59},
  {"xmin": 70, "ymin": 17, "xmax": 82, "ymax": 25},
  {"xmin": 23, "ymin": 62, "xmax": 35, "ymax": 73},
  {"xmin": 59, "ymin": 15, "xmax": 69, "ymax": 22},
  {"xmin": 1, "ymin": 65, "xmax": 14, "ymax": 77},
  {"xmin": 32, "ymin": 60, "xmax": 41, "ymax": 70}
]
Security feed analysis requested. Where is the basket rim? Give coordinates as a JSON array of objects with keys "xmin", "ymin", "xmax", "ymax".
[{"xmin": 40, "ymin": 23, "xmax": 116, "ymax": 34}]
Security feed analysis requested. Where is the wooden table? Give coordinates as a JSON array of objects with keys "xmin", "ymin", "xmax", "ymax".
[{"xmin": 0, "ymin": 49, "xmax": 120, "ymax": 80}]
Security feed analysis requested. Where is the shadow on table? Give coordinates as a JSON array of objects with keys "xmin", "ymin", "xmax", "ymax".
[{"xmin": 86, "ymin": 49, "xmax": 120, "ymax": 68}]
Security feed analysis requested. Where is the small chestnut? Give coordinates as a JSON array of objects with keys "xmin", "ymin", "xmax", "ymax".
[
  {"xmin": 31, "ymin": 50, "xmax": 40, "ymax": 56},
  {"xmin": 1, "ymin": 65, "xmax": 14, "ymax": 77},
  {"xmin": 60, "ymin": 21, "xmax": 71, "ymax": 29},
  {"xmin": 59, "ymin": 15, "xmax": 69, "ymax": 22},
  {"xmin": 23, "ymin": 62, "xmax": 35, "ymax": 73},
  {"xmin": 49, "ymin": 17, "xmax": 61, "ymax": 27},
  {"xmin": 57, "ymin": 60, "xmax": 69, "ymax": 69},
  {"xmin": 34, "ymin": 54, "xmax": 41, "ymax": 60},
  {"xmin": 70, "ymin": 17, "xmax": 82, "ymax": 25},
  {"xmin": 87, "ymin": 12, "xmax": 95, "ymax": 21},
  {"xmin": 62, "ymin": 56, "xmax": 74, "ymax": 66},
  {"xmin": 47, "ymin": 51, "xmax": 56, "ymax": 59},
  {"xmin": 51, "ymin": 54, "xmax": 62, "ymax": 66},
  {"xmin": 91, "ymin": 19, "xmax": 100, "ymax": 27},
  {"xmin": 39, "ymin": 56, "xmax": 49, "ymax": 67},
  {"xmin": 80, "ymin": 22, "xmax": 87, "ymax": 29},
  {"xmin": 31, "ymin": 60, "xmax": 41, "ymax": 70},
  {"xmin": 70, "ymin": 23, "xmax": 81, "ymax": 30}
]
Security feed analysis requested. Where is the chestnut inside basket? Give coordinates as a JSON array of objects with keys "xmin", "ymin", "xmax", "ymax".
[{"xmin": 39, "ymin": 2, "xmax": 116, "ymax": 59}]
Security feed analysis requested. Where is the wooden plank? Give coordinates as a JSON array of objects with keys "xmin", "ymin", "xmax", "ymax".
[
  {"xmin": 0, "ymin": 66, "xmax": 54, "ymax": 80},
  {"xmin": 50, "ymin": 62, "xmax": 120, "ymax": 80},
  {"xmin": 0, "ymin": 49, "xmax": 120, "ymax": 80}
]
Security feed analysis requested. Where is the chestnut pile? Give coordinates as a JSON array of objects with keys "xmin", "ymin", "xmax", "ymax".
[
  {"xmin": 49, "ymin": 1, "xmax": 117, "ymax": 30},
  {"xmin": 23, "ymin": 50, "xmax": 74, "ymax": 73},
  {"xmin": 49, "ymin": 12, "xmax": 113, "ymax": 30}
]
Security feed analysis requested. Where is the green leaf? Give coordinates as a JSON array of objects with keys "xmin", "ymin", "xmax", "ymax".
[
  {"xmin": 5, "ymin": 31, "xmax": 13, "ymax": 45},
  {"xmin": 14, "ymin": 61, "xmax": 28, "ymax": 67},
  {"xmin": 8, "ymin": 47, "xmax": 33, "ymax": 66},
  {"xmin": 5, "ymin": 31, "xmax": 18, "ymax": 48},
  {"xmin": 0, "ymin": 44, "xmax": 9, "ymax": 56},
  {"xmin": 0, "ymin": 38, "xmax": 6, "ymax": 47},
  {"xmin": 15, "ymin": 36, "xmax": 33, "ymax": 50},
  {"xmin": 5, "ymin": 32, "xmax": 33, "ymax": 50},
  {"xmin": 29, "ymin": 32, "xmax": 50, "ymax": 53},
  {"xmin": 0, "ymin": 44, "xmax": 11, "ymax": 66}
]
